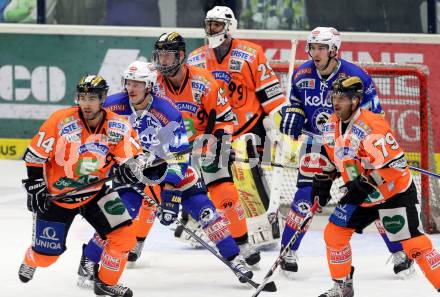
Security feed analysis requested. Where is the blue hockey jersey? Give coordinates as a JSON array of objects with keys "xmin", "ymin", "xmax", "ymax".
[
  {"xmin": 103, "ymin": 91, "xmax": 189, "ymax": 186},
  {"xmin": 290, "ymin": 59, "xmax": 382, "ymax": 134}
]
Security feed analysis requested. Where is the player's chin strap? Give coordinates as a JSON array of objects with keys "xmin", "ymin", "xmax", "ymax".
[
  {"xmin": 299, "ymin": 129, "xmax": 440, "ymax": 179},
  {"xmin": 251, "ymin": 202, "xmax": 319, "ymax": 297},
  {"xmin": 129, "ymin": 184, "xmax": 277, "ymax": 293}
]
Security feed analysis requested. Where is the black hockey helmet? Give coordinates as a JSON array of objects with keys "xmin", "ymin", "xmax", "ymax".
[
  {"xmin": 330, "ymin": 75, "xmax": 363, "ymax": 100},
  {"xmin": 76, "ymin": 75, "xmax": 109, "ymax": 102},
  {"xmin": 153, "ymin": 32, "xmax": 186, "ymax": 77}
]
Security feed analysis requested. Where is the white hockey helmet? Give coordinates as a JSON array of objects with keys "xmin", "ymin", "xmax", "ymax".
[
  {"xmin": 122, "ymin": 61, "xmax": 157, "ymax": 90},
  {"xmin": 306, "ymin": 27, "xmax": 341, "ymax": 54},
  {"xmin": 204, "ymin": 6, "xmax": 237, "ymax": 48}
]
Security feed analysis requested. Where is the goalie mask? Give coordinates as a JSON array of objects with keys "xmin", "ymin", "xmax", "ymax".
[
  {"xmin": 76, "ymin": 75, "xmax": 109, "ymax": 104},
  {"xmin": 204, "ymin": 6, "xmax": 237, "ymax": 48},
  {"xmin": 122, "ymin": 61, "xmax": 157, "ymax": 92},
  {"xmin": 153, "ymin": 32, "xmax": 186, "ymax": 77},
  {"xmin": 306, "ymin": 27, "xmax": 341, "ymax": 56}
]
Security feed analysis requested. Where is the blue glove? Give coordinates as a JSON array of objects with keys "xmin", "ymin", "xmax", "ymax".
[
  {"xmin": 279, "ymin": 103, "xmax": 305, "ymax": 138},
  {"xmin": 158, "ymin": 189, "xmax": 182, "ymax": 225}
]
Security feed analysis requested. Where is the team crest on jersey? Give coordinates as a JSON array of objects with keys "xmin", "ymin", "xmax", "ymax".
[
  {"xmin": 212, "ymin": 71, "xmax": 232, "ymax": 84},
  {"xmin": 231, "ymin": 49, "xmax": 255, "ymax": 62},
  {"xmin": 296, "ymin": 78, "xmax": 316, "ymax": 89},
  {"xmin": 229, "ymin": 58, "xmax": 243, "ymax": 72},
  {"xmin": 312, "ymin": 108, "xmax": 332, "ymax": 132}
]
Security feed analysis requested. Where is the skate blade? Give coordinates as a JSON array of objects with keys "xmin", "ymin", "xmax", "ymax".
[
  {"xmin": 246, "ymin": 262, "xmax": 260, "ymax": 271},
  {"xmin": 280, "ymin": 269, "xmax": 296, "ymax": 280},
  {"xmin": 77, "ymin": 277, "xmax": 94, "ymax": 289},
  {"xmin": 396, "ymin": 266, "xmax": 416, "ymax": 279}
]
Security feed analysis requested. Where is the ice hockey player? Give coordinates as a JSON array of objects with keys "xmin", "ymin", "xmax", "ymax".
[
  {"xmin": 314, "ymin": 75, "xmax": 440, "ymax": 297},
  {"xmin": 187, "ymin": 6, "xmax": 287, "ymax": 252},
  {"xmin": 278, "ymin": 26, "xmax": 414, "ymax": 278},
  {"xmin": 76, "ymin": 61, "xmax": 254, "ymax": 286},
  {"xmin": 153, "ymin": 31, "xmax": 261, "ymax": 268},
  {"xmin": 18, "ymin": 75, "xmax": 154, "ymax": 297}
]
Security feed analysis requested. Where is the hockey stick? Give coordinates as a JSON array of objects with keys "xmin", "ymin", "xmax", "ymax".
[
  {"xmin": 299, "ymin": 129, "xmax": 440, "ymax": 179},
  {"xmin": 48, "ymin": 137, "xmax": 215, "ymax": 202},
  {"xmin": 130, "ymin": 184, "xmax": 277, "ymax": 293},
  {"xmin": 251, "ymin": 201, "xmax": 319, "ymax": 297}
]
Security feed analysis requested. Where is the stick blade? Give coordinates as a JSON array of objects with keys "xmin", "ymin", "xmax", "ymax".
[{"xmin": 262, "ymin": 281, "xmax": 277, "ymax": 292}]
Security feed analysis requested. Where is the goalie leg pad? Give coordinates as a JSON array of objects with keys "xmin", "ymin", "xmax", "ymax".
[
  {"xmin": 281, "ymin": 186, "xmax": 313, "ymax": 250},
  {"xmin": 182, "ymin": 193, "xmax": 239, "ymax": 259},
  {"xmin": 324, "ymin": 222, "xmax": 355, "ymax": 279},
  {"xmin": 208, "ymin": 181, "xmax": 248, "ymax": 239},
  {"xmin": 402, "ymin": 235, "xmax": 440, "ymax": 289}
]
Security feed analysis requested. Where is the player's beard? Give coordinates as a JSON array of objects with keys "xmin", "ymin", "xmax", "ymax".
[{"xmin": 82, "ymin": 108, "xmax": 102, "ymax": 121}]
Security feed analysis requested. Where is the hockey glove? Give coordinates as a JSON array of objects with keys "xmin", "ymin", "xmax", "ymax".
[
  {"xmin": 157, "ymin": 189, "xmax": 182, "ymax": 226},
  {"xmin": 23, "ymin": 178, "xmax": 50, "ymax": 213},
  {"xmin": 311, "ymin": 174, "xmax": 333, "ymax": 207},
  {"xmin": 279, "ymin": 103, "xmax": 305, "ymax": 138},
  {"xmin": 116, "ymin": 152, "xmax": 158, "ymax": 185},
  {"xmin": 339, "ymin": 175, "xmax": 377, "ymax": 205}
]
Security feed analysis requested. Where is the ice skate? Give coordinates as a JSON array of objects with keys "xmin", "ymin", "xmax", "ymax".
[
  {"xmin": 18, "ymin": 262, "xmax": 36, "ymax": 283},
  {"xmin": 230, "ymin": 255, "xmax": 254, "ymax": 283},
  {"xmin": 319, "ymin": 267, "xmax": 354, "ymax": 297},
  {"xmin": 280, "ymin": 248, "xmax": 298, "ymax": 278}
]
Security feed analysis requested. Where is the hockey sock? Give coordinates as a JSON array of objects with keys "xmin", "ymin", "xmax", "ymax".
[
  {"xmin": 84, "ymin": 232, "xmax": 107, "ymax": 263},
  {"xmin": 324, "ymin": 222, "xmax": 355, "ymax": 279},
  {"xmin": 133, "ymin": 200, "xmax": 156, "ymax": 238},
  {"xmin": 23, "ymin": 246, "xmax": 59, "ymax": 267},
  {"xmin": 281, "ymin": 186, "xmax": 314, "ymax": 250},
  {"xmin": 99, "ymin": 225, "xmax": 136, "ymax": 285},
  {"xmin": 375, "ymin": 219, "xmax": 404, "ymax": 253},
  {"xmin": 402, "ymin": 235, "xmax": 440, "ymax": 289},
  {"xmin": 281, "ymin": 208, "xmax": 310, "ymax": 250},
  {"xmin": 208, "ymin": 182, "xmax": 248, "ymax": 239}
]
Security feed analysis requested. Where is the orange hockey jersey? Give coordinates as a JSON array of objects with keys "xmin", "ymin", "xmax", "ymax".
[
  {"xmin": 187, "ymin": 39, "xmax": 287, "ymax": 138},
  {"xmin": 322, "ymin": 109, "xmax": 412, "ymax": 207},
  {"xmin": 154, "ymin": 64, "xmax": 233, "ymax": 142},
  {"xmin": 23, "ymin": 106, "xmax": 142, "ymax": 209}
]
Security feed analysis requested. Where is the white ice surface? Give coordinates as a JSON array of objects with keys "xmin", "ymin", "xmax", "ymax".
[{"xmin": 1, "ymin": 160, "xmax": 439, "ymax": 297}]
